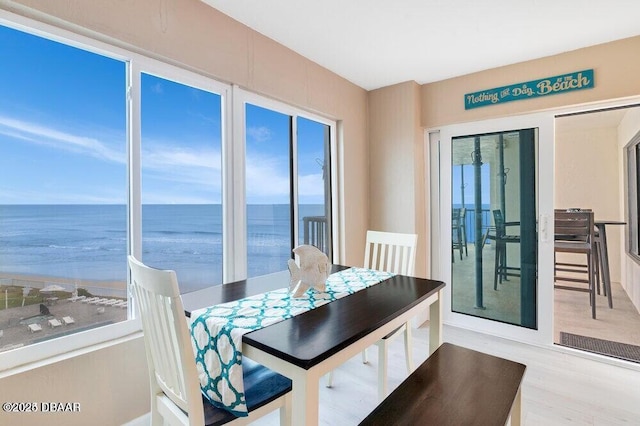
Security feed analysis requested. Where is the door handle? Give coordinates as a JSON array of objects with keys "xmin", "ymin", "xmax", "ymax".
[{"xmin": 539, "ymin": 213, "xmax": 549, "ymax": 242}]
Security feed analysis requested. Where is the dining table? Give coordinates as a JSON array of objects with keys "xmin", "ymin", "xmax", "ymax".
[
  {"xmin": 595, "ymin": 220, "xmax": 625, "ymax": 309},
  {"xmin": 182, "ymin": 264, "xmax": 445, "ymax": 426}
]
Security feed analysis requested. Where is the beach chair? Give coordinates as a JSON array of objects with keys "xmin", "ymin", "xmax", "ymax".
[
  {"xmin": 62, "ymin": 316, "xmax": 75, "ymax": 325},
  {"xmin": 28, "ymin": 323, "xmax": 42, "ymax": 333},
  {"xmin": 48, "ymin": 318, "xmax": 63, "ymax": 328}
]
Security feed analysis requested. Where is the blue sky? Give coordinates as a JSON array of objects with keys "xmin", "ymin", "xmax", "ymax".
[
  {"xmin": 452, "ymin": 164, "xmax": 491, "ymax": 206},
  {"xmin": 0, "ymin": 24, "xmax": 327, "ymax": 205}
]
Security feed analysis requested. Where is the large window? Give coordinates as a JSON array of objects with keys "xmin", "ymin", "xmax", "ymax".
[
  {"xmin": 243, "ymin": 101, "xmax": 333, "ymax": 278},
  {"xmin": 297, "ymin": 117, "xmax": 332, "ymax": 256},
  {"xmin": 626, "ymin": 131, "xmax": 640, "ymax": 260},
  {"xmin": 245, "ymin": 104, "xmax": 293, "ymax": 278},
  {"xmin": 0, "ymin": 17, "xmax": 336, "ymax": 363},
  {"xmin": 141, "ymin": 73, "xmax": 224, "ymax": 292},
  {"xmin": 0, "ymin": 25, "xmax": 128, "ymax": 351}
]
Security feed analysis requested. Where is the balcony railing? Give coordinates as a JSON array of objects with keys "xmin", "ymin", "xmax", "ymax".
[{"xmin": 302, "ymin": 216, "xmax": 328, "ymax": 254}]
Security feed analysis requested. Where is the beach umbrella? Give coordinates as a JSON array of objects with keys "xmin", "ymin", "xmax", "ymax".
[
  {"xmin": 40, "ymin": 284, "xmax": 67, "ymax": 293},
  {"xmin": 21, "ymin": 286, "xmax": 31, "ymax": 307}
]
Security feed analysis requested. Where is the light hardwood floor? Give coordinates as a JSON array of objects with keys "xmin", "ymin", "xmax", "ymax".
[
  {"xmin": 554, "ymin": 280, "xmax": 640, "ymax": 346},
  {"xmin": 251, "ymin": 324, "xmax": 640, "ymax": 425}
]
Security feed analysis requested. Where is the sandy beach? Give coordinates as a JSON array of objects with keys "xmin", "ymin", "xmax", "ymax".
[
  {"xmin": 0, "ymin": 296, "xmax": 128, "ymax": 352},
  {"xmin": 0, "ymin": 272, "xmax": 127, "ymax": 298},
  {"xmin": 0, "ymin": 272, "xmax": 128, "ymax": 352}
]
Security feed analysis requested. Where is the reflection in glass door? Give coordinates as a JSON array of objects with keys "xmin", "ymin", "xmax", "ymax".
[{"xmin": 451, "ymin": 129, "xmax": 537, "ymax": 328}]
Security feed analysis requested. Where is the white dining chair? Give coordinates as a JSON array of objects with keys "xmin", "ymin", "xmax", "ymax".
[
  {"xmin": 128, "ymin": 255, "xmax": 292, "ymax": 426},
  {"xmin": 326, "ymin": 230, "xmax": 418, "ymax": 401}
]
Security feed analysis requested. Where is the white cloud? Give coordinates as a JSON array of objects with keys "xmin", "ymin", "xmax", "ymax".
[
  {"xmin": 245, "ymin": 153, "xmax": 289, "ymax": 201},
  {"xmin": 0, "ymin": 187, "xmax": 124, "ymax": 205},
  {"xmin": 0, "ymin": 114, "xmax": 325, "ymax": 204},
  {"xmin": 150, "ymin": 81, "xmax": 163, "ymax": 94},
  {"xmin": 0, "ymin": 114, "xmax": 125, "ymax": 164},
  {"xmin": 297, "ymin": 173, "xmax": 325, "ymax": 197},
  {"xmin": 142, "ymin": 143, "xmax": 222, "ymax": 190},
  {"xmin": 246, "ymin": 126, "xmax": 272, "ymax": 143}
]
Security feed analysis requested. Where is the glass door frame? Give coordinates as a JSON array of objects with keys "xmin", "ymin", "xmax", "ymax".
[{"xmin": 430, "ymin": 112, "xmax": 554, "ymax": 346}]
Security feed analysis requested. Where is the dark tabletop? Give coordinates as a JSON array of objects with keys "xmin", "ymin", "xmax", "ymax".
[
  {"xmin": 182, "ymin": 264, "xmax": 349, "ymax": 314},
  {"xmin": 182, "ymin": 265, "xmax": 445, "ymax": 371},
  {"xmin": 595, "ymin": 220, "xmax": 626, "ymax": 225}
]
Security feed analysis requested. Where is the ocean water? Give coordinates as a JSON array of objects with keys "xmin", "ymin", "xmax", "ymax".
[{"xmin": 0, "ymin": 204, "xmax": 326, "ymax": 293}]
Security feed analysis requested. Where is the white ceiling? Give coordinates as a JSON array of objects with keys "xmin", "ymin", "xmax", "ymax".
[{"xmin": 202, "ymin": 0, "xmax": 640, "ymax": 91}]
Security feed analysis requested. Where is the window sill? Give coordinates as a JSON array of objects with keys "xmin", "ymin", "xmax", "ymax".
[
  {"xmin": 0, "ymin": 318, "xmax": 142, "ymax": 377},
  {"xmin": 628, "ymin": 251, "xmax": 640, "ymax": 267}
]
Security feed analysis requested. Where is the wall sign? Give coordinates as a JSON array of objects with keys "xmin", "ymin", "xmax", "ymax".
[{"xmin": 464, "ymin": 69, "xmax": 594, "ymax": 110}]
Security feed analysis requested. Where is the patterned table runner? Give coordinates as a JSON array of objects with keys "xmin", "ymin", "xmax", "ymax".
[{"xmin": 189, "ymin": 267, "xmax": 394, "ymax": 416}]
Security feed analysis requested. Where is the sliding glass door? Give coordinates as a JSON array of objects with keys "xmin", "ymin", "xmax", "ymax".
[
  {"xmin": 451, "ymin": 129, "xmax": 537, "ymax": 328},
  {"xmin": 437, "ymin": 113, "xmax": 554, "ymax": 344}
]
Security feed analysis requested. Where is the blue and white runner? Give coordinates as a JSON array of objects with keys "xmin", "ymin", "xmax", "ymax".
[{"xmin": 189, "ymin": 267, "xmax": 394, "ymax": 416}]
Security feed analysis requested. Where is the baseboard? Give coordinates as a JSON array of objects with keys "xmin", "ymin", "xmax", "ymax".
[{"xmin": 121, "ymin": 412, "xmax": 150, "ymax": 426}]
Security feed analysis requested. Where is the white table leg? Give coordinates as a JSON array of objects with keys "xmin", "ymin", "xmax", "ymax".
[
  {"xmin": 292, "ymin": 372, "xmax": 319, "ymax": 426},
  {"xmin": 429, "ymin": 290, "xmax": 442, "ymax": 355},
  {"xmin": 597, "ymin": 224, "xmax": 614, "ymax": 308},
  {"xmin": 510, "ymin": 386, "xmax": 522, "ymax": 426},
  {"xmin": 377, "ymin": 340, "xmax": 388, "ymax": 401}
]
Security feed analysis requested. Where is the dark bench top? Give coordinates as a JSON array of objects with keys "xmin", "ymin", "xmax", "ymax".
[{"xmin": 359, "ymin": 343, "xmax": 526, "ymax": 426}]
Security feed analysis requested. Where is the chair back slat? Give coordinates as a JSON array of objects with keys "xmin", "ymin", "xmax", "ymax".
[
  {"xmin": 364, "ymin": 231, "xmax": 418, "ymax": 275},
  {"xmin": 128, "ymin": 256, "xmax": 204, "ymax": 425},
  {"xmin": 554, "ymin": 210, "xmax": 594, "ymax": 242},
  {"xmin": 492, "ymin": 210, "xmax": 507, "ymax": 237}
]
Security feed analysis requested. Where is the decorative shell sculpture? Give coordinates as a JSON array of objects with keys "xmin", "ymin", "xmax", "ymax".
[{"xmin": 287, "ymin": 245, "xmax": 331, "ymax": 297}]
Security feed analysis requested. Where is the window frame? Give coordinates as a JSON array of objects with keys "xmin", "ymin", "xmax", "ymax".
[
  {"xmin": 0, "ymin": 10, "xmax": 339, "ymax": 371},
  {"xmin": 232, "ymin": 88, "xmax": 338, "ymax": 280},
  {"xmin": 0, "ymin": 11, "xmax": 140, "ymax": 371},
  {"xmin": 132, "ymin": 62, "xmax": 232, "ymax": 289},
  {"xmin": 625, "ymin": 130, "xmax": 640, "ymax": 263}
]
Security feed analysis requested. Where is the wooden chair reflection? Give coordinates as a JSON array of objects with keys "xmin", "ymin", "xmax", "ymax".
[
  {"xmin": 452, "ymin": 208, "xmax": 468, "ymax": 262},
  {"xmin": 484, "ymin": 210, "xmax": 521, "ymax": 290}
]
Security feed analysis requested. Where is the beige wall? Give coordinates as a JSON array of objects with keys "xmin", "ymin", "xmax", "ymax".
[
  {"xmin": 415, "ymin": 34, "xmax": 640, "ymax": 316},
  {"xmin": 0, "ymin": 0, "xmax": 369, "ymax": 424},
  {"xmin": 4, "ymin": 1, "xmax": 640, "ymax": 424},
  {"xmin": 555, "ymin": 125, "xmax": 622, "ymax": 282},
  {"xmin": 0, "ymin": 337, "xmax": 148, "ymax": 425},
  {"xmin": 421, "ymin": 36, "xmax": 640, "ymax": 128},
  {"xmin": 368, "ymin": 81, "xmax": 427, "ymax": 277}
]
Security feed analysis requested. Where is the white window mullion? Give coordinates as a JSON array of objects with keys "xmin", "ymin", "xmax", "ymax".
[
  {"xmin": 291, "ymin": 117, "xmax": 299, "ymax": 247},
  {"xmin": 128, "ymin": 61, "xmax": 142, "ymax": 264},
  {"xmin": 230, "ymin": 85, "xmax": 248, "ymax": 281},
  {"xmin": 221, "ymin": 85, "xmax": 236, "ymax": 283},
  {"xmin": 331, "ymin": 122, "xmax": 343, "ymax": 264}
]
